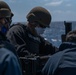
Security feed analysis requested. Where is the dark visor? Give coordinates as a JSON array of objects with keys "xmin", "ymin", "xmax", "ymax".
[{"xmin": 0, "ymin": 9, "xmax": 11, "ymax": 18}]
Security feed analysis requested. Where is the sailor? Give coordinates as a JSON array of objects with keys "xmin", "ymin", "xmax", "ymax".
[
  {"xmin": 0, "ymin": 1, "xmax": 22, "ymax": 75},
  {"xmin": 42, "ymin": 30, "xmax": 76, "ymax": 75},
  {"xmin": 6, "ymin": 6, "xmax": 58, "ymax": 57}
]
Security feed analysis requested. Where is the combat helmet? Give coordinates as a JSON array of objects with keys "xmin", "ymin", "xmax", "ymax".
[
  {"xmin": 26, "ymin": 6, "xmax": 52, "ymax": 27},
  {"xmin": 0, "ymin": 1, "xmax": 13, "ymax": 18}
]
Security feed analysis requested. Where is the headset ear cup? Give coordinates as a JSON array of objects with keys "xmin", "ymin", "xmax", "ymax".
[{"xmin": 27, "ymin": 13, "xmax": 36, "ymax": 23}]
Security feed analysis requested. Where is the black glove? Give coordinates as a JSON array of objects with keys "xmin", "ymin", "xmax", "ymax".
[{"xmin": 16, "ymin": 44, "xmax": 30, "ymax": 57}]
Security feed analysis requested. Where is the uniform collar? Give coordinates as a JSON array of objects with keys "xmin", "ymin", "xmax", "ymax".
[{"xmin": 59, "ymin": 42, "xmax": 76, "ymax": 51}]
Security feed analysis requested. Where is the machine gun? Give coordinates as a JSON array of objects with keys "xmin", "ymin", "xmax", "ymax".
[
  {"xmin": 61, "ymin": 21, "xmax": 72, "ymax": 42},
  {"xmin": 20, "ymin": 55, "xmax": 51, "ymax": 75},
  {"xmin": 19, "ymin": 21, "xmax": 72, "ymax": 75}
]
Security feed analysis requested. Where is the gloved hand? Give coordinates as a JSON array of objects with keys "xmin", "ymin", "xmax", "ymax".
[{"xmin": 16, "ymin": 44, "xmax": 30, "ymax": 57}]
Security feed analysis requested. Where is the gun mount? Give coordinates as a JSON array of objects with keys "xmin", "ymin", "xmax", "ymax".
[{"xmin": 20, "ymin": 55, "xmax": 51, "ymax": 75}]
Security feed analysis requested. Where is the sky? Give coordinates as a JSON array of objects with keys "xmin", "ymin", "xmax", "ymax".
[{"xmin": 2, "ymin": 0, "xmax": 76, "ymax": 22}]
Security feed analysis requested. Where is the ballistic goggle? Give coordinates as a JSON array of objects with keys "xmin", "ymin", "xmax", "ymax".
[{"xmin": 0, "ymin": 8, "xmax": 11, "ymax": 18}]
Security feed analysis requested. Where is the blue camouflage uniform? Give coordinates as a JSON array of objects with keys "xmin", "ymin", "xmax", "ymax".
[
  {"xmin": 0, "ymin": 32, "xmax": 22, "ymax": 75},
  {"xmin": 42, "ymin": 42, "xmax": 76, "ymax": 75}
]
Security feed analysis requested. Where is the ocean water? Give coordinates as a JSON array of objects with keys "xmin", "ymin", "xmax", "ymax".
[{"xmin": 42, "ymin": 21, "xmax": 76, "ymax": 48}]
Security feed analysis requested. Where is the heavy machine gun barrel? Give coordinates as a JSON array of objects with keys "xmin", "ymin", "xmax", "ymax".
[{"xmin": 61, "ymin": 21, "xmax": 72, "ymax": 42}]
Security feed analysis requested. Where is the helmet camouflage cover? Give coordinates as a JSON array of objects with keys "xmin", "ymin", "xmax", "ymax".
[
  {"xmin": 0, "ymin": 1, "xmax": 13, "ymax": 18},
  {"xmin": 26, "ymin": 6, "xmax": 52, "ymax": 27}
]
